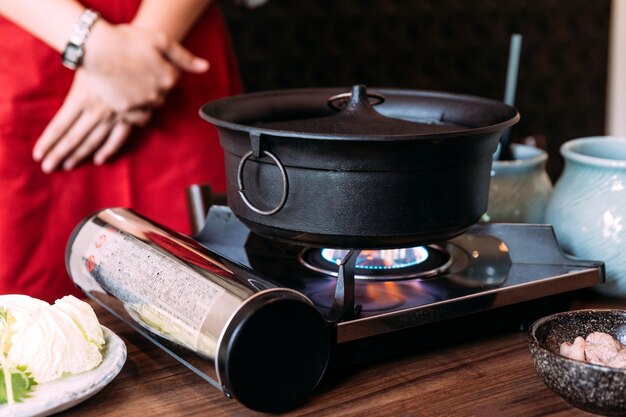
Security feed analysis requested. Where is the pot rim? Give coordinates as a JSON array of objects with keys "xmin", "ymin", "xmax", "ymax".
[
  {"xmin": 561, "ymin": 136, "xmax": 626, "ymax": 169},
  {"xmin": 200, "ymin": 87, "xmax": 520, "ymax": 142},
  {"xmin": 493, "ymin": 143, "xmax": 547, "ymax": 167}
]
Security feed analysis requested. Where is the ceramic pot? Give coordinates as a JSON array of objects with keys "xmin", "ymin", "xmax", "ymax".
[
  {"xmin": 545, "ymin": 136, "xmax": 626, "ymax": 296},
  {"xmin": 483, "ymin": 144, "xmax": 552, "ymax": 223}
]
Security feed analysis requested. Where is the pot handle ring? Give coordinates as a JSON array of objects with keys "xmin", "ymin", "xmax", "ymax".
[{"xmin": 237, "ymin": 150, "xmax": 289, "ymax": 216}]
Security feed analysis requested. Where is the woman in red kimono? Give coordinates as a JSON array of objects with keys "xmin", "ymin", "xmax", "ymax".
[{"xmin": 0, "ymin": 0, "xmax": 242, "ymax": 302}]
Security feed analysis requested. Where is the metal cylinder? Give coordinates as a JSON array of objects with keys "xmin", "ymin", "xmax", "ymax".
[
  {"xmin": 65, "ymin": 208, "xmax": 331, "ymax": 412},
  {"xmin": 186, "ymin": 183, "xmax": 212, "ymax": 235}
]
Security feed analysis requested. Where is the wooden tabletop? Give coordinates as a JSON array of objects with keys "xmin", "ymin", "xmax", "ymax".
[{"xmin": 58, "ymin": 292, "xmax": 625, "ymax": 417}]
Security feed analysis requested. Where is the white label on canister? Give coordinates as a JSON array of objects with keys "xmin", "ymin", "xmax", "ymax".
[{"xmin": 82, "ymin": 222, "xmax": 226, "ymax": 356}]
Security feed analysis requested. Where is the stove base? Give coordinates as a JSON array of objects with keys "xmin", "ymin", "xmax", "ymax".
[{"xmin": 327, "ymin": 289, "xmax": 580, "ymax": 371}]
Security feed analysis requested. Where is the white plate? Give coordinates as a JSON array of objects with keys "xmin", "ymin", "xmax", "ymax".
[{"xmin": 1, "ymin": 326, "xmax": 127, "ymax": 417}]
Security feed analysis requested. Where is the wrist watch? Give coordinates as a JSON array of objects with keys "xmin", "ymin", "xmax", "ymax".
[{"xmin": 61, "ymin": 9, "xmax": 100, "ymax": 70}]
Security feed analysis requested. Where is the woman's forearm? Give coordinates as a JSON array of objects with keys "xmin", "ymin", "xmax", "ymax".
[
  {"xmin": 0, "ymin": 0, "xmax": 84, "ymax": 52},
  {"xmin": 131, "ymin": 0, "xmax": 213, "ymax": 41},
  {"xmin": 0, "ymin": 0, "xmax": 213, "ymax": 54}
]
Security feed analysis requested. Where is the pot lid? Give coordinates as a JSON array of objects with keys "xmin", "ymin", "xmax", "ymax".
[
  {"xmin": 200, "ymin": 85, "xmax": 519, "ymax": 141},
  {"xmin": 257, "ymin": 85, "xmax": 462, "ymax": 136}
]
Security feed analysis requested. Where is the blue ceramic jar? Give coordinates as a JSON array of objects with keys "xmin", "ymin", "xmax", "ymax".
[
  {"xmin": 483, "ymin": 143, "xmax": 553, "ymax": 223},
  {"xmin": 545, "ymin": 136, "xmax": 626, "ymax": 296}
]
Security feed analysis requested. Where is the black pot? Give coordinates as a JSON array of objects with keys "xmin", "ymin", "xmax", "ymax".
[{"xmin": 200, "ymin": 85, "xmax": 519, "ymax": 249}]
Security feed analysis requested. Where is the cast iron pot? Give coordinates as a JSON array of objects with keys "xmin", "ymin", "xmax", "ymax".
[{"xmin": 200, "ymin": 85, "xmax": 519, "ymax": 249}]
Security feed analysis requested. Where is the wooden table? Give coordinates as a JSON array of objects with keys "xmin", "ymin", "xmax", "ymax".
[{"xmin": 59, "ymin": 292, "xmax": 625, "ymax": 417}]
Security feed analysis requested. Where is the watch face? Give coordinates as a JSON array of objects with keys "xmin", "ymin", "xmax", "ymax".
[{"xmin": 62, "ymin": 43, "xmax": 84, "ymax": 69}]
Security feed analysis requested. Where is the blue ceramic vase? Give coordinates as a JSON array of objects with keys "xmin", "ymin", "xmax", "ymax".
[
  {"xmin": 483, "ymin": 144, "xmax": 552, "ymax": 223},
  {"xmin": 545, "ymin": 136, "xmax": 626, "ymax": 296}
]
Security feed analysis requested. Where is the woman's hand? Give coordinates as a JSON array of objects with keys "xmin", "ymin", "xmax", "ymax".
[
  {"xmin": 81, "ymin": 21, "xmax": 209, "ymax": 112},
  {"xmin": 32, "ymin": 70, "xmax": 149, "ymax": 173},
  {"xmin": 32, "ymin": 20, "xmax": 210, "ymax": 173}
]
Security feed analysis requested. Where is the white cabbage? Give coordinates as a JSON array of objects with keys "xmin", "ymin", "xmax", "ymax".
[{"xmin": 0, "ymin": 294, "xmax": 105, "ymax": 383}]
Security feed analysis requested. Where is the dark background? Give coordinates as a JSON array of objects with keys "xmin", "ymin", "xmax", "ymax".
[{"xmin": 220, "ymin": 0, "xmax": 611, "ymax": 179}]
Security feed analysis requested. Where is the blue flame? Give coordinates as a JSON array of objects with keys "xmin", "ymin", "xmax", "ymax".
[{"xmin": 320, "ymin": 247, "xmax": 429, "ymax": 270}]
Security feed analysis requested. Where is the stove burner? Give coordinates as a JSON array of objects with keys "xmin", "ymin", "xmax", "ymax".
[
  {"xmin": 321, "ymin": 247, "xmax": 429, "ymax": 270},
  {"xmin": 299, "ymin": 245, "xmax": 452, "ymax": 281}
]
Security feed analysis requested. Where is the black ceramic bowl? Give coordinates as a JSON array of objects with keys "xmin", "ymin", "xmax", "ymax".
[{"xmin": 529, "ymin": 310, "xmax": 626, "ymax": 416}]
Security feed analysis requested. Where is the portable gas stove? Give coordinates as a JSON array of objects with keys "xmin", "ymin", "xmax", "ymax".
[
  {"xmin": 198, "ymin": 206, "xmax": 603, "ymax": 345},
  {"xmin": 66, "ymin": 205, "xmax": 604, "ymax": 412}
]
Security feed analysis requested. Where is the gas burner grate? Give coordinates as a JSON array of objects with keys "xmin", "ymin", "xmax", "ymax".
[{"xmin": 298, "ymin": 245, "xmax": 452, "ymax": 281}]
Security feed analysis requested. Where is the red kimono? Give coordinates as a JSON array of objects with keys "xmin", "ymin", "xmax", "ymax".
[{"xmin": 0, "ymin": 1, "xmax": 242, "ymax": 302}]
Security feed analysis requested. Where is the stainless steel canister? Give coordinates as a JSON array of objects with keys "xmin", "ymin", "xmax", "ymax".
[{"xmin": 65, "ymin": 208, "xmax": 331, "ymax": 412}]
